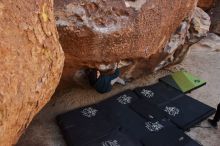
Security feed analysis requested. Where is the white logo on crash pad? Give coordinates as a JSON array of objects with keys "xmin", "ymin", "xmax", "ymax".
[
  {"xmin": 81, "ymin": 107, "xmax": 98, "ymax": 118},
  {"xmin": 117, "ymin": 94, "xmax": 132, "ymax": 104},
  {"xmin": 164, "ymin": 106, "xmax": 180, "ymax": 117},
  {"xmin": 141, "ymin": 89, "xmax": 154, "ymax": 98},
  {"xmin": 145, "ymin": 121, "xmax": 164, "ymax": 132},
  {"xmin": 102, "ymin": 140, "xmax": 120, "ymax": 146}
]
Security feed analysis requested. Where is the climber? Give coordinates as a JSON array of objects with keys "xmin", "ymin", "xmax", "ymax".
[
  {"xmin": 208, "ymin": 102, "xmax": 220, "ymax": 129},
  {"xmin": 86, "ymin": 64, "xmax": 125, "ymax": 93}
]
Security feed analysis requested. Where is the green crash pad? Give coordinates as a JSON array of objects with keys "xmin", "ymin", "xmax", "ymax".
[{"xmin": 159, "ymin": 71, "xmax": 206, "ymax": 93}]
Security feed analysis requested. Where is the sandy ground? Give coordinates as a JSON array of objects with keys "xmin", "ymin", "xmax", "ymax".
[{"xmin": 16, "ymin": 33, "xmax": 220, "ymax": 146}]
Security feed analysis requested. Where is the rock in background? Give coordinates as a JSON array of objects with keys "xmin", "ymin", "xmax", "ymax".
[
  {"xmin": 0, "ymin": 0, "xmax": 64, "ymax": 145},
  {"xmin": 189, "ymin": 7, "xmax": 211, "ymax": 43},
  {"xmin": 209, "ymin": 0, "xmax": 220, "ymax": 35},
  {"xmin": 190, "ymin": 33, "xmax": 220, "ymax": 51},
  {"xmin": 55, "ymin": 0, "xmax": 198, "ymax": 88}
]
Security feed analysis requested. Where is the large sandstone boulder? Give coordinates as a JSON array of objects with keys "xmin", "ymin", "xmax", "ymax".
[
  {"xmin": 55, "ymin": 0, "xmax": 197, "ymax": 87},
  {"xmin": 0, "ymin": 0, "xmax": 64, "ymax": 145}
]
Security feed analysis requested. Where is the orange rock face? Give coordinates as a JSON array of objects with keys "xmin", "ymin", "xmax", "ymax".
[
  {"xmin": 198, "ymin": 0, "xmax": 215, "ymax": 10},
  {"xmin": 0, "ymin": 0, "xmax": 64, "ymax": 146},
  {"xmin": 55, "ymin": 0, "xmax": 197, "ymax": 87}
]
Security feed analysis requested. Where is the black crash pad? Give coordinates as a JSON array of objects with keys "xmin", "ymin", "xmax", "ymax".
[
  {"xmin": 57, "ymin": 90, "xmax": 203, "ymax": 146},
  {"xmin": 131, "ymin": 99, "xmax": 201, "ymax": 146},
  {"xmin": 84, "ymin": 129, "xmax": 142, "ymax": 146},
  {"xmin": 99, "ymin": 89, "xmax": 140, "ymax": 107},
  {"xmin": 134, "ymin": 82, "xmax": 183, "ymax": 106},
  {"xmin": 99, "ymin": 100, "xmax": 201, "ymax": 146},
  {"xmin": 56, "ymin": 90, "xmax": 140, "ymax": 146},
  {"xmin": 97, "ymin": 91, "xmax": 148, "ymax": 140},
  {"xmin": 159, "ymin": 95, "xmax": 216, "ymax": 130},
  {"xmin": 131, "ymin": 98, "xmax": 167, "ymax": 121},
  {"xmin": 56, "ymin": 104, "xmax": 118, "ymax": 146},
  {"xmin": 141, "ymin": 118, "xmax": 202, "ymax": 146},
  {"xmin": 97, "ymin": 89, "xmax": 145, "ymax": 139}
]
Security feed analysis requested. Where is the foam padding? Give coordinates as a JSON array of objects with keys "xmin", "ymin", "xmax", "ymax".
[
  {"xmin": 131, "ymin": 99, "xmax": 202, "ymax": 146},
  {"xmin": 141, "ymin": 118, "xmax": 202, "ymax": 146},
  {"xmin": 97, "ymin": 91, "xmax": 148, "ymax": 140},
  {"xmin": 57, "ymin": 90, "xmax": 203, "ymax": 146},
  {"xmin": 56, "ymin": 90, "xmax": 140, "ymax": 146},
  {"xmin": 98, "ymin": 89, "xmax": 140, "ymax": 107},
  {"xmin": 159, "ymin": 71, "xmax": 206, "ymax": 93},
  {"xmin": 100, "ymin": 100, "xmax": 201, "ymax": 146},
  {"xmin": 56, "ymin": 104, "xmax": 118, "ymax": 146},
  {"xmin": 131, "ymin": 98, "xmax": 167, "ymax": 120},
  {"xmin": 84, "ymin": 129, "xmax": 142, "ymax": 146},
  {"xmin": 159, "ymin": 95, "xmax": 216, "ymax": 130},
  {"xmin": 134, "ymin": 82, "xmax": 183, "ymax": 106}
]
